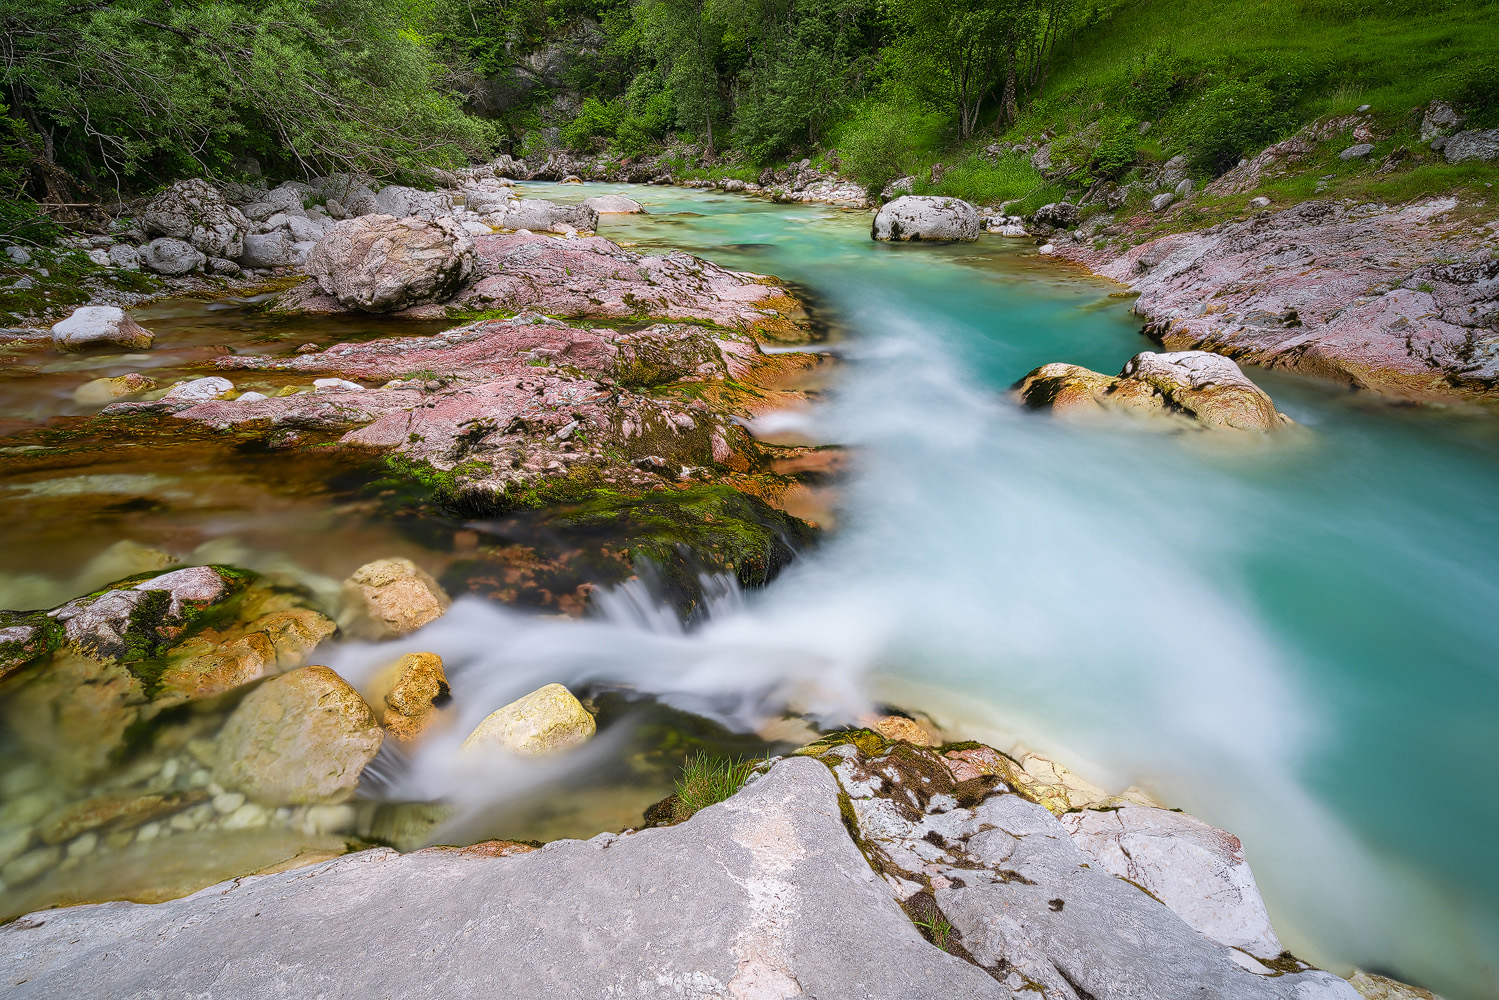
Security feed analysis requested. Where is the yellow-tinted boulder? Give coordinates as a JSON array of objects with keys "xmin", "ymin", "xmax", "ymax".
[{"xmin": 461, "ymin": 683, "xmax": 595, "ymax": 756}]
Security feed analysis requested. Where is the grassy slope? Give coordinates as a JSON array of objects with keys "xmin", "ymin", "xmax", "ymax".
[{"xmin": 913, "ymin": 0, "xmax": 1499, "ymax": 212}]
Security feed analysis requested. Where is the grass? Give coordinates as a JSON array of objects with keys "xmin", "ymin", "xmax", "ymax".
[
  {"xmin": 912, "ymin": 913, "xmax": 956, "ymax": 952},
  {"xmin": 675, "ymin": 753, "xmax": 761, "ymax": 816},
  {"xmin": 912, "ymin": 151, "xmax": 1056, "ymax": 209}
]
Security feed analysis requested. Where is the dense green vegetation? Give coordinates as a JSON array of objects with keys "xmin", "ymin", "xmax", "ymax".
[{"xmin": 2, "ymin": 0, "xmax": 1496, "ymax": 241}]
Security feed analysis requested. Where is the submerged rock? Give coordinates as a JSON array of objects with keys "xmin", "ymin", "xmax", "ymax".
[
  {"xmin": 44, "ymin": 565, "xmax": 246, "ymax": 663},
  {"xmin": 73, "ymin": 373, "xmax": 157, "ymax": 405},
  {"xmin": 582, "ymin": 194, "xmax": 646, "ymax": 214},
  {"xmin": 50, "ymin": 307, "xmax": 153, "ymax": 353},
  {"xmin": 461, "ymin": 683, "xmax": 595, "ymax": 755},
  {"xmin": 213, "ymin": 666, "xmax": 383, "ymax": 806},
  {"xmin": 304, "ymin": 215, "xmax": 475, "ymax": 313},
  {"xmin": 871, "ymin": 195, "xmax": 980, "ymax": 242},
  {"xmin": 156, "ymin": 607, "xmax": 336, "ymax": 703},
  {"xmin": 340, "ymin": 558, "xmax": 450, "ymax": 639},
  {"xmin": 369, "ymin": 652, "xmax": 451, "ymax": 742},
  {"xmin": 1014, "ymin": 350, "xmax": 1290, "ymax": 432}
]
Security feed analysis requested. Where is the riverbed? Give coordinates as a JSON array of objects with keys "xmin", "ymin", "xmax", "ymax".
[{"xmin": 2, "ymin": 183, "xmax": 1496, "ymax": 997}]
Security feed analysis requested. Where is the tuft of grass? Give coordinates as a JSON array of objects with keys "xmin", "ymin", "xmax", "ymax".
[
  {"xmin": 675, "ymin": 753, "xmax": 761, "ymax": 816},
  {"xmin": 912, "ymin": 913, "xmax": 955, "ymax": 952}
]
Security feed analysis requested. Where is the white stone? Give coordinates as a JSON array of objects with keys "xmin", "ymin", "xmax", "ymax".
[
  {"xmin": 313, "ymin": 378, "xmax": 365, "ymax": 392},
  {"xmin": 872, "ymin": 195, "xmax": 980, "ymax": 242},
  {"xmin": 162, "ymin": 377, "xmax": 233, "ymax": 403},
  {"xmin": 1150, "ymin": 192, "xmax": 1176, "ymax": 212},
  {"xmin": 51, "ymin": 306, "xmax": 154, "ymax": 352}
]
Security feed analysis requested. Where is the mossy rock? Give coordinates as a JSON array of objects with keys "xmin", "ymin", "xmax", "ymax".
[{"xmin": 0, "ymin": 609, "xmax": 66, "ymax": 680}]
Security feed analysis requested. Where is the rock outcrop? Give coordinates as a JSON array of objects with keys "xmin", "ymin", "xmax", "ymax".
[
  {"xmin": 461, "ymin": 683, "xmax": 596, "ymax": 755},
  {"xmin": 1014, "ymin": 350, "xmax": 1291, "ymax": 432},
  {"xmin": 872, "ymin": 195, "xmax": 980, "ymax": 242},
  {"xmin": 304, "ymin": 215, "xmax": 475, "ymax": 313},
  {"xmin": 142, "ymin": 179, "xmax": 250, "ymax": 260},
  {"xmin": 50, "ymin": 307, "xmax": 153, "ymax": 352},
  {"xmin": 212, "ymin": 666, "xmax": 383, "ymax": 806},
  {"xmin": 0, "ymin": 752, "xmax": 1363, "ymax": 999}
]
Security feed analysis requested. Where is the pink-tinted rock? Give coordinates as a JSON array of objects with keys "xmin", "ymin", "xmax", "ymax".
[{"xmin": 1053, "ymin": 198, "xmax": 1499, "ymax": 401}]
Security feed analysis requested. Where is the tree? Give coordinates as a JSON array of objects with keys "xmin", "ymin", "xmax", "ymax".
[{"xmin": 635, "ymin": 0, "xmax": 726, "ymax": 154}]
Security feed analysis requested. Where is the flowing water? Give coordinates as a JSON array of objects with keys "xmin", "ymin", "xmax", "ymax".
[{"xmin": 2, "ymin": 183, "xmax": 1497, "ymax": 997}]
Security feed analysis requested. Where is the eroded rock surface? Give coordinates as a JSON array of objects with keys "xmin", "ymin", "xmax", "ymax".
[
  {"xmin": 304, "ymin": 215, "xmax": 475, "ymax": 313},
  {"xmin": 1051, "ymin": 199, "xmax": 1499, "ymax": 401},
  {"xmin": 1014, "ymin": 350, "xmax": 1291, "ymax": 432}
]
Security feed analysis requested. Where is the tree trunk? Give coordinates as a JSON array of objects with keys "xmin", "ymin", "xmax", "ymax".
[{"xmin": 1003, "ymin": 48, "xmax": 1019, "ymax": 125}]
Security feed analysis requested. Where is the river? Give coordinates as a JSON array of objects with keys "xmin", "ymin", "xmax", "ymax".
[{"xmin": 3, "ymin": 183, "xmax": 1496, "ymax": 997}]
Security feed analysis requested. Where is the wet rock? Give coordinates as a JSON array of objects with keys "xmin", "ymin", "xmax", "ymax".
[
  {"xmin": 142, "ymin": 179, "xmax": 249, "ymax": 259},
  {"xmin": 582, "ymin": 194, "xmax": 646, "ymax": 214},
  {"xmin": 340, "ymin": 558, "xmax": 450, "ymax": 639},
  {"xmin": 156, "ymin": 608, "xmax": 336, "ymax": 703},
  {"xmin": 44, "ymin": 565, "xmax": 244, "ymax": 663},
  {"xmin": 1014, "ymin": 351, "xmax": 1290, "ymax": 432},
  {"xmin": 2, "ymin": 846, "xmax": 60, "ymax": 886},
  {"xmin": 162, "ymin": 377, "xmax": 234, "ymax": 404},
  {"xmin": 0, "ymin": 759, "xmax": 1004, "ymax": 998},
  {"xmin": 1061, "ymin": 806, "xmax": 1284, "ymax": 959},
  {"xmin": 73, "ymin": 541, "xmax": 176, "ymax": 593},
  {"xmin": 141, "ymin": 237, "xmax": 206, "ymax": 276},
  {"xmin": 369, "ymin": 652, "xmax": 451, "ymax": 742},
  {"xmin": 1441, "ymin": 129, "xmax": 1499, "ymax": 164},
  {"xmin": 1347, "ymin": 970, "xmax": 1439, "ymax": 999},
  {"xmin": 305, "ymin": 215, "xmax": 474, "ymax": 313},
  {"xmin": 860, "ymin": 714, "xmax": 937, "ymax": 746},
  {"xmin": 0, "ymin": 614, "xmax": 64, "ymax": 679},
  {"xmin": 38, "ymin": 793, "xmax": 202, "ymax": 846},
  {"xmin": 50, "ymin": 307, "xmax": 153, "ymax": 352},
  {"xmin": 871, "ymin": 195, "xmax": 980, "ymax": 242},
  {"xmin": 213, "ymin": 665, "xmax": 383, "ymax": 806},
  {"xmin": 73, "ymin": 373, "xmax": 157, "ymax": 405},
  {"xmin": 940, "ymin": 744, "xmax": 1121, "ymax": 814},
  {"xmin": 492, "ymin": 197, "xmax": 599, "ymax": 233},
  {"xmin": 461, "ymin": 683, "xmax": 595, "ymax": 755}
]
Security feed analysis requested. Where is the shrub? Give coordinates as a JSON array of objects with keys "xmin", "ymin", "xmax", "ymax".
[
  {"xmin": 1090, "ymin": 115, "xmax": 1141, "ymax": 179},
  {"xmin": 1452, "ymin": 58, "xmax": 1499, "ymax": 127},
  {"xmin": 836, "ymin": 100, "xmax": 947, "ymax": 195},
  {"xmin": 917, "ymin": 151, "xmax": 1048, "ymax": 206},
  {"xmin": 1184, "ymin": 80, "xmax": 1291, "ymax": 173}
]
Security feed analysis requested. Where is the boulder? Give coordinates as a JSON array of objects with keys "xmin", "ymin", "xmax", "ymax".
[
  {"xmin": 493, "ymin": 198, "xmax": 599, "ymax": 233},
  {"xmin": 461, "ymin": 683, "xmax": 595, "ymax": 755},
  {"xmin": 262, "ymin": 185, "xmax": 307, "ymax": 214},
  {"xmin": 1061, "ymin": 806, "xmax": 1284, "ymax": 959},
  {"xmin": 1150, "ymin": 192, "xmax": 1177, "ymax": 212},
  {"xmin": 315, "ymin": 174, "xmax": 377, "ymax": 216},
  {"xmin": 141, "ymin": 179, "xmax": 249, "ymax": 259},
  {"xmin": 1420, "ymin": 100, "xmax": 1463, "ymax": 140},
  {"xmin": 238, "ymin": 231, "xmax": 298, "ymax": 269},
  {"xmin": 582, "ymin": 194, "xmax": 646, "ymax": 214},
  {"xmin": 0, "ymin": 759, "xmax": 1008, "ymax": 998},
  {"xmin": 1014, "ymin": 350, "xmax": 1290, "ymax": 432},
  {"xmin": 1442, "ymin": 129, "xmax": 1499, "ymax": 164},
  {"xmin": 369, "ymin": 652, "xmax": 451, "ymax": 742},
  {"xmin": 45, "ymin": 565, "xmax": 243, "ymax": 662},
  {"xmin": 871, "ymin": 195, "xmax": 980, "ymax": 242},
  {"xmin": 212, "ymin": 665, "xmax": 383, "ymax": 806},
  {"xmin": 73, "ymin": 373, "xmax": 157, "ymax": 405},
  {"xmin": 340, "ymin": 557, "xmax": 450, "ymax": 638},
  {"xmin": 1338, "ymin": 143, "xmax": 1375, "ymax": 161},
  {"xmin": 156, "ymin": 608, "xmax": 336, "ymax": 703},
  {"xmin": 140, "ymin": 237, "xmax": 205, "ymax": 276},
  {"xmin": 305, "ymin": 215, "xmax": 475, "ymax": 313},
  {"xmin": 50, "ymin": 307, "xmax": 153, "ymax": 353},
  {"xmin": 161, "ymin": 376, "xmax": 234, "ymax": 403},
  {"xmin": 1031, "ymin": 201, "xmax": 1081, "ymax": 229},
  {"xmin": 106, "ymin": 244, "xmax": 140, "ymax": 269},
  {"xmin": 371, "ymin": 185, "xmax": 452, "ymax": 219}
]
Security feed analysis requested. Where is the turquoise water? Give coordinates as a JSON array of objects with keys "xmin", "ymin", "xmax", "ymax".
[{"xmin": 518, "ymin": 183, "xmax": 1499, "ymax": 997}]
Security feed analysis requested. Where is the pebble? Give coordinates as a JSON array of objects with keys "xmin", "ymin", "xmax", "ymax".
[
  {"xmin": 0, "ymin": 791, "xmax": 59, "ymax": 828},
  {"xmin": 222, "ymin": 803, "xmax": 269, "ymax": 830},
  {"xmin": 136, "ymin": 821, "xmax": 162, "ymax": 842},
  {"xmin": 0, "ymin": 826, "xmax": 34, "ymax": 865},
  {"xmin": 160, "ymin": 758, "xmax": 180, "ymax": 785},
  {"xmin": 67, "ymin": 831, "xmax": 99, "ymax": 858},
  {"xmin": 302, "ymin": 803, "xmax": 356, "ymax": 835},
  {"xmin": 2, "ymin": 845, "xmax": 61, "ymax": 885},
  {"xmin": 189, "ymin": 768, "xmax": 211, "ymax": 788},
  {"xmin": 0, "ymin": 760, "xmax": 46, "ymax": 797},
  {"xmin": 213, "ymin": 792, "xmax": 247, "ymax": 815},
  {"xmin": 313, "ymin": 378, "xmax": 365, "ymax": 392}
]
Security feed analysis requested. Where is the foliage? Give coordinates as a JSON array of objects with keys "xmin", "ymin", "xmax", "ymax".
[
  {"xmin": 0, "ymin": 103, "xmax": 56, "ymax": 245},
  {"xmin": 674, "ymin": 753, "xmax": 759, "ymax": 816},
  {"xmin": 914, "ymin": 150, "xmax": 1047, "ymax": 205},
  {"xmin": 836, "ymin": 100, "xmax": 946, "ymax": 194},
  {"xmin": 1183, "ymin": 80, "xmax": 1290, "ymax": 173}
]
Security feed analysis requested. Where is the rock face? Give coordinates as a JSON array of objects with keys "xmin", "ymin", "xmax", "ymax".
[
  {"xmin": 370, "ymin": 652, "xmax": 450, "ymax": 742},
  {"xmin": 872, "ymin": 195, "xmax": 980, "ymax": 241},
  {"xmin": 583, "ymin": 194, "xmax": 646, "ymax": 214},
  {"xmin": 304, "ymin": 215, "xmax": 475, "ymax": 313},
  {"xmin": 1061, "ymin": 806, "xmax": 1284, "ymax": 959},
  {"xmin": 1014, "ymin": 350, "xmax": 1290, "ymax": 432},
  {"xmin": 212, "ymin": 666, "xmax": 383, "ymax": 806},
  {"xmin": 140, "ymin": 237, "xmax": 206, "ymax": 275},
  {"xmin": 0, "ymin": 754, "xmax": 1359, "ymax": 1000},
  {"xmin": 142, "ymin": 179, "xmax": 249, "ymax": 260},
  {"xmin": 50, "ymin": 307, "xmax": 153, "ymax": 352},
  {"xmin": 239, "ymin": 231, "xmax": 299, "ymax": 268},
  {"xmin": 461, "ymin": 683, "xmax": 596, "ymax": 755},
  {"xmin": 340, "ymin": 558, "xmax": 450, "ymax": 639},
  {"xmin": 1048, "ymin": 198, "xmax": 1499, "ymax": 401}
]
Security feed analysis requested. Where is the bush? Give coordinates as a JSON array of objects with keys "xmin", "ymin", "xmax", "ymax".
[
  {"xmin": 1126, "ymin": 47, "xmax": 1192, "ymax": 118},
  {"xmin": 1452, "ymin": 58, "xmax": 1499, "ymax": 127},
  {"xmin": 917, "ymin": 151, "xmax": 1049, "ymax": 206},
  {"xmin": 1090, "ymin": 115, "xmax": 1141, "ymax": 179},
  {"xmin": 836, "ymin": 100, "xmax": 947, "ymax": 195},
  {"xmin": 1184, "ymin": 80, "xmax": 1291, "ymax": 173}
]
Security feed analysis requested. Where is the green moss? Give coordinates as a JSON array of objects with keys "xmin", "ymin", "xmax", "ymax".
[
  {"xmin": 0, "ymin": 609, "xmax": 65, "ymax": 679},
  {"xmin": 794, "ymin": 728, "xmax": 895, "ymax": 760},
  {"xmin": 0, "ymin": 248, "xmax": 157, "ymax": 326}
]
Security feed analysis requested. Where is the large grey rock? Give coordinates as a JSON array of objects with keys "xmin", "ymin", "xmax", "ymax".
[
  {"xmin": 105, "ymin": 244, "xmax": 139, "ymax": 270},
  {"xmin": 0, "ymin": 759, "xmax": 1003, "ymax": 999},
  {"xmin": 140, "ymin": 237, "xmax": 205, "ymax": 275},
  {"xmin": 315, "ymin": 174, "xmax": 378, "ymax": 216},
  {"xmin": 812, "ymin": 739, "xmax": 1361, "ymax": 999},
  {"xmin": 1031, "ymin": 201, "xmax": 1081, "ymax": 229},
  {"xmin": 141, "ymin": 179, "xmax": 249, "ymax": 259},
  {"xmin": 1338, "ymin": 143, "xmax": 1374, "ymax": 161},
  {"xmin": 1420, "ymin": 100, "xmax": 1462, "ymax": 141},
  {"xmin": 50, "ymin": 306, "xmax": 153, "ymax": 352},
  {"xmin": 305, "ymin": 215, "xmax": 475, "ymax": 313},
  {"xmin": 45, "ymin": 565, "xmax": 236, "ymax": 662},
  {"xmin": 493, "ymin": 197, "xmax": 599, "ymax": 233},
  {"xmin": 372, "ymin": 184, "xmax": 453, "ymax": 219},
  {"xmin": 872, "ymin": 195, "xmax": 979, "ymax": 241},
  {"xmin": 583, "ymin": 194, "xmax": 646, "ymax": 214},
  {"xmin": 1061, "ymin": 806, "xmax": 1284, "ymax": 959},
  {"xmin": 1442, "ymin": 129, "xmax": 1499, "ymax": 164},
  {"xmin": 238, "ymin": 231, "xmax": 297, "ymax": 268}
]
